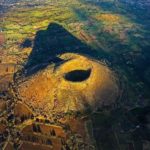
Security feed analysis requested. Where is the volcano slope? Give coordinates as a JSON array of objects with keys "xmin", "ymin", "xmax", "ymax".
[
  {"xmin": 0, "ymin": 53, "xmax": 120, "ymax": 150},
  {"xmin": 15, "ymin": 53, "xmax": 119, "ymax": 115}
]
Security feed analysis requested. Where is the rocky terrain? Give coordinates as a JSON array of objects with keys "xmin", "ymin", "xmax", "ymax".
[
  {"xmin": 0, "ymin": 53, "xmax": 120, "ymax": 150},
  {"xmin": 0, "ymin": 0, "xmax": 150, "ymax": 150}
]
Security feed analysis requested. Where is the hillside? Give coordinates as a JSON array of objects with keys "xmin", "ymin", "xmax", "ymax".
[{"xmin": 0, "ymin": 0, "xmax": 150, "ymax": 150}]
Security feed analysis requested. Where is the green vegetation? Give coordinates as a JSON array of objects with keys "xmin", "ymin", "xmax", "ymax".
[
  {"xmin": 1, "ymin": 0, "xmax": 149, "ymax": 103},
  {"xmin": 2, "ymin": 0, "xmax": 149, "ymax": 103},
  {"xmin": 0, "ymin": 1, "xmax": 150, "ymax": 149}
]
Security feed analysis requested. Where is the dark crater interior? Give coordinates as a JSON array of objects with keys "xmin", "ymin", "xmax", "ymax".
[{"xmin": 64, "ymin": 69, "xmax": 91, "ymax": 82}]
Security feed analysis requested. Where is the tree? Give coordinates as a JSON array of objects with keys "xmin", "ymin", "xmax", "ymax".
[
  {"xmin": 52, "ymin": 129, "xmax": 56, "ymax": 136},
  {"xmin": 46, "ymin": 139, "xmax": 52, "ymax": 145},
  {"xmin": 50, "ymin": 129, "xmax": 56, "ymax": 136},
  {"xmin": 32, "ymin": 124, "xmax": 37, "ymax": 132},
  {"xmin": 37, "ymin": 124, "xmax": 41, "ymax": 132}
]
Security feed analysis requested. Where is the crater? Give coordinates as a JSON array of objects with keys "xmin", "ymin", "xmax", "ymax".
[{"xmin": 64, "ymin": 69, "xmax": 91, "ymax": 82}]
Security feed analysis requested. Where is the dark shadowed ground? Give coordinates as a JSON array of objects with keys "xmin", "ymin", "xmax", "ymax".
[{"xmin": 24, "ymin": 23, "xmax": 106, "ymax": 76}]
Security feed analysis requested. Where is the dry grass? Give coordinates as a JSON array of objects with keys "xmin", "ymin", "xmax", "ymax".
[
  {"xmin": 95, "ymin": 13, "xmax": 122, "ymax": 25},
  {"xmin": 0, "ymin": 64, "xmax": 16, "ymax": 76},
  {"xmin": 22, "ymin": 123, "xmax": 66, "ymax": 138},
  {"xmin": 0, "ymin": 124, "xmax": 6, "ymax": 134},
  {"xmin": 0, "ymin": 33, "xmax": 5, "ymax": 46},
  {"xmin": 19, "ymin": 123, "xmax": 67, "ymax": 150},
  {"xmin": 0, "ymin": 100, "xmax": 7, "ymax": 113},
  {"xmin": 16, "ymin": 53, "xmax": 119, "ymax": 115},
  {"xmin": 0, "ymin": 74, "xmax": 13, "ymax": 92},
  {"xmin": 14, "ymin": 102, "xmax": 33, "ymax": 118},
  {"xmin": 19, "ymin": 142, "xmax": 53, "ymax": 150}
]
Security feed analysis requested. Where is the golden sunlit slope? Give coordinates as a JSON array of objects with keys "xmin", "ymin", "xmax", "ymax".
[
  {"xmin": 15, "ymin": 53, "xmax": 119, "ymax": 115},
  {"xmin": 0, "ymin": 63, "xmax": 17, "ymax": 92}
]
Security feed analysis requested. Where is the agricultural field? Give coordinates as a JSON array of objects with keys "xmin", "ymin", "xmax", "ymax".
[
  {"xmin": 1, "ymin": 0, "xmax": 150, "ymax": 100},
  {"xmin": 0, "ymin": 0, "xmax": 150, "ymax": 150}
]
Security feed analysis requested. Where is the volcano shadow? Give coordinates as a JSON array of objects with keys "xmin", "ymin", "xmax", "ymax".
[{"xmin": 25, "ymin": 23, "xmax": 99, "ymax": 76}]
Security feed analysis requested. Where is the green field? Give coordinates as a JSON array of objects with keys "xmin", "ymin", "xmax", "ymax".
[
  {"xmin": 1, "ymin": 0, "xmax": 150, "ymax": 102},
  {"xmin": 1, "ymin": 0, "xmax": 150, "ymax": 149}
]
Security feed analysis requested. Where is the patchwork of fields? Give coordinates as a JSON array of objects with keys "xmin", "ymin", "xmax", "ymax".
[{"xmin": 0, "ymin": 0, "xmax": 150, "ymax": 150}]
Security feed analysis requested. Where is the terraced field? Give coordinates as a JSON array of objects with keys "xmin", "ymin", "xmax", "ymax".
[{"xmin": 0, "ymin": 0, "xmax": 150, "ymax": 150}]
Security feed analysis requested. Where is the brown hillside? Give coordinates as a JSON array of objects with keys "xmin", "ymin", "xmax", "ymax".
[{"xmin": 16, "ymin": 53, "xmax": 119, "ymax": 115}]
